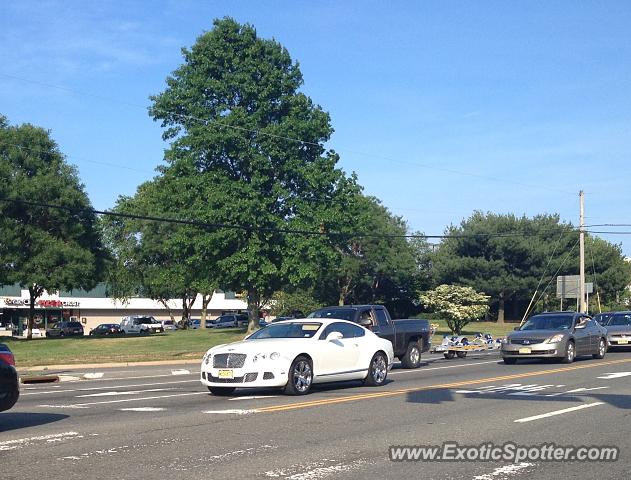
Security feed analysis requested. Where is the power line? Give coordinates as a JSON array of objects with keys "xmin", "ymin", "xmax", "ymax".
[
  {"xmin": 0, "ymin": 142, "xmax": 154, "ymax": 174},
  {"xmin": 0, "ymin": 196, "xmax": 583, "ymax": 240},
  {"xmin": 0, "ymin": 72, "xmax": 574, "ymax": 195}
]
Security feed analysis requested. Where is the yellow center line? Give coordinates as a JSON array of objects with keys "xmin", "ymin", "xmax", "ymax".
[{"xmin": 256, "ymin": 357, "xmax": 631, "ymax": 413}]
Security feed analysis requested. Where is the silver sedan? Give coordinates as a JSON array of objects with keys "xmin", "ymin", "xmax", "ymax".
[{"xmin": 501, "ymin": 312, "xmax": 607, "ymax": 364}]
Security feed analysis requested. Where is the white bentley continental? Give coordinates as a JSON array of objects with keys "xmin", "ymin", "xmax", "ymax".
[{"xmin": 200, "ymin": 319, "xmax": 394, "ymax": 395}]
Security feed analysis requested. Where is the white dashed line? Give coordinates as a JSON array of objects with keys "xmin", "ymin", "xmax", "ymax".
[
  {"xmin": 202, "ymin": 409, "xmax": 259, "ymax": 415},
  {"xmin": 514, "ymin": 402, "xmax": 605, "ymax": 423},
  {"xmin": 119, "ymin": 407, "xmax": 166, "ymax": 412},
  {"xmin": 597, "ymin": 372, "xmax": 631, "ymax": 379},
  {"xmin": 472, "ymin": 462, "xmax": 534, "ymax": 480}
]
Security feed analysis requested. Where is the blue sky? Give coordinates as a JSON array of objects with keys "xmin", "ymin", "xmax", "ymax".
[{"xmin": 1, "ymin": 1, "xmax": 631, "ymax": 254}]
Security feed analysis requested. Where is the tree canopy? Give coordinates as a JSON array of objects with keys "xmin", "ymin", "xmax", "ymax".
[
  {"xmin": 0, "ymin": 115, "xmax": 106, "ymax": 338},
  {"xmin": 146, "ymin": 17, "xmax": 354, "ymax": 330}
]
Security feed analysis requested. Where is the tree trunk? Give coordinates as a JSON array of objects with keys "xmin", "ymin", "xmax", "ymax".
[
  {"xmin": 247, "ymin": 287, "xmax": 260, "ymax": 333},
  {"xmin": 497, "ymin": 291, "xmax": 506, "ymax": 324},
  {"xmin": 157, "ymin": 298, "xmax": 177, "ymax": 326},
  {"xmin": 181, "ymin": 291, "xmax": 196, "ymax": 324},
  {"xmin": 27, "ymin": 286, "xmax": 36, "ymax": 340},
  {"xmin": 200, "ymin": 294, "xmax": 212, "ymax": 327}
]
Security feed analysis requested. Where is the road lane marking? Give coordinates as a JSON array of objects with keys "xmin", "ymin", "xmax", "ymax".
[
  {"xmin": 564, "ymin": 386, "xmax": 609, "ymax": 393},
  {"xmin": 0, "ymin": 432, "xmax": 80, "ymax": 451},
  {"xmin": 119, "ymin": 407, "xmax": 166, "ymax": 412},
  {"xmin": 264, "ymin": 458, "xmax": 370, "ymax": 479},
  {"xmin": 171, "ymin": 369, "xmax": 191, "ymax": 375},
  {"xmin": 76, "ymin": 388, "xmax": 175, "ymax": 398},
  {"xmin": 39, "ymin": 391, "xmax": 207, "ymax": 408},
  {"xmin": 255, "ymin": 357, "xmax": 631, "ymax": 414},
  {"xmin": 473, "ymin": 463, "xmax": 534, "ymax": 480},
  {"xmin": 597, "ymin": 372, "xmax": 631, "ymax": 379},
  {"xmin": 389, "ymin": 360, "xmax": 499, "ymax": 376},
  {"xmin": 202, "ymin": 409, "xmax": 258, "ymax": 415},
  {"xmin": 514, "ymin": 402, "xmax": 605, "ymax": 423},
  {"xmin": 21, "ymin": 379, "xmax": 199, "ymax": 396},
  {"xmin": 229, "ymin": 395, "xmax": 278, "ymax": 401}
]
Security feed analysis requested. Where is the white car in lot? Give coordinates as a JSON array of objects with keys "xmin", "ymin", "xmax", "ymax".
[{"xmin": 200, "ymin": 319, "xmax": 394, "ymax": 395}]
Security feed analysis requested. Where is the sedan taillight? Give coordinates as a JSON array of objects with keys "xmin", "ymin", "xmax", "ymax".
[{"xmin": 0, "ymin": 352, "xmax": 15, "ymax": 367}]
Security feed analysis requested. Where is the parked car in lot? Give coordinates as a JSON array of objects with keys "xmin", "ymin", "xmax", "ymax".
[
  {"xmin": 0, "ymin": 343, "xmax": 19, "ymax": 412},
  {"xmin": 46, "ymin": 321, "xmax": 84, "ymax": 337},
  {"xmin": 501, "ymin": 311, "xmax": 607, "ymax": 364},
  {"xmin": 120, "ymin": 315, "xmax": 164, "ymax": 334},
  {"xmin": 187, "ymin": 319, "xmax": 201, "ymax": 329},
  {"xmin": 161, "ymin": 319, "xmax": 177, "ymax": 331},
  {"xmin": 206, "ymin": 314, "xmax": 248, "ymax": 329},
  {"xmin": 200, "ymin": 319, "xmax": 394, "ymax": 396},
  {"xmin": 600, "ymin": 311, "xmax": 631, "ymax": 348},
  {"xmin": 308, "ymin": 305, "xmax": 431, "ymax": 368},
  {"xmin": 89, "ymin": 324, "xmax": 124, "ymax": 336}
]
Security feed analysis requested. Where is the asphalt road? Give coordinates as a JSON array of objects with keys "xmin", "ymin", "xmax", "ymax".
[{"xmin": 3, "ymin": 349, "xmax": 631, "ymax": 480}]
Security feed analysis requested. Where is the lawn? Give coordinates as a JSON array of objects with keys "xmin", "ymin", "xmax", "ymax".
[
  {"xmin": 4, "ymin": 320, "xmax": 519, "ymax": 368},
  {"xmin": 4, "ymin": 328, "xmax": 247, "ymax": 368},
  {"xmin": 429, "ymin": 319, "xmax": 518, "ymax": 339}
]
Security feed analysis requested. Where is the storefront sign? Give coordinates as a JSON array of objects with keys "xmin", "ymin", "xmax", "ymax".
[{"xmin": 2, "ymin": 298, "xmax": 80, "ymax": 308}]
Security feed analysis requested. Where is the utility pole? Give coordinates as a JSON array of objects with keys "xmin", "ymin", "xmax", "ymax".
[{"xmin": 579, "ymin": 190, "xmax": 587, "ymax": 313}]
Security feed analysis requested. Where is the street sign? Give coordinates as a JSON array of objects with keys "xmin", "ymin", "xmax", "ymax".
[{"xmin": 556, "ymin": 276, "xmax": 593, "ymax": 298}]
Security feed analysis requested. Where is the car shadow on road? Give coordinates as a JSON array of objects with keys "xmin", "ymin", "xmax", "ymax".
[{"xmin": 0, "ymin": 412, "xmax": 69, "ymax": 433}]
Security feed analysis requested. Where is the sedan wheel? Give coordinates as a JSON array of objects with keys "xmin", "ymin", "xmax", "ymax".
[
  {"xmin": 364, "ymin": 352, "xmax": 388, "ymax": 386},
  {"xmin": 285, "ymin": 355, "xmax": 313, "ymax": 395},
  {"xmin": 561, "ymin": 341, "xmax": 575, "ymax": 364},
  {"xmin": 593, "ymin": 338, "xmax": 606, "ymax": 359}
]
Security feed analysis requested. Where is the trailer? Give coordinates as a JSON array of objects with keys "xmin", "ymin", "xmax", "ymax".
[{"xmin": 431, "ymin": 331, "xmax": 504, "ymax": 359}]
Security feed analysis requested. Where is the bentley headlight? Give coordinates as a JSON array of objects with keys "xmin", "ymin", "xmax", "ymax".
[{"xmin": 203, "ymin": 352, "xmax": 212, "ymax": 365}]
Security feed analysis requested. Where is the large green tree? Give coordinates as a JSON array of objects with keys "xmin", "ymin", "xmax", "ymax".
[
  {"xmin": 0, "ymin": 115, "xmax": 106, "ymax": 338},
  {"xmin": 103, "ymin": 173, "xmax": 218, "ymax": 326},
  {"xmin": 321, "ymin": 194, "xmax": 419, "ymax": 315},
  {"xmin": 148, "ymin": 18, "xmax": 353, "ymax": 331},
  {"xmin": 431, "ymin": 212, "xmax": 631, "ymax": 321}
]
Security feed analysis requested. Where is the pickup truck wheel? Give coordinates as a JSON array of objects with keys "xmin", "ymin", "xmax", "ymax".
[
  {"xmin": 456, "ymin": 351, "xmax": 467, "ymax": 358},
  {"xmin": 400, "ymin": 341, "xmax": 422, "ymax": 369},
  {"xmin": 207, "ymin": 386, "xmax": 236, "ymax": 396},
  {"xmin": 364, "ymin": 352, "xmax": 388, "ymax": 386},
  {"xmin": 444, "ymin": 351, "xmax": 455, "ymax": 359}
]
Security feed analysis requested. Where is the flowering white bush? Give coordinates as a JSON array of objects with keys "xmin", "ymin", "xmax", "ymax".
[{"xmin": 420, "ymin": 284, "xmax": 490, "ymax": 334}]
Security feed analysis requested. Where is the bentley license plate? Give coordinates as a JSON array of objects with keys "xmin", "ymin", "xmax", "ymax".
[
  {"xmin": 218, "ymin": 369, "xmax": 234, "ymax": 379},
  {"xmin": 518, "ymin": 347, "xmax": 532, "ymax": 354}
]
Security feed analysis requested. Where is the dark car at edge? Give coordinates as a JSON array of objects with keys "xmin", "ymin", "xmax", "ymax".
[{"xmin": 0, "ymin": 343, "xmax": 19, "ymax": 412}]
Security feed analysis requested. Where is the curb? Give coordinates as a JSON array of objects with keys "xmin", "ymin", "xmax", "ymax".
[{"xmin": 18, "ymin": 358, "xmax": 200, "ymax": 373}]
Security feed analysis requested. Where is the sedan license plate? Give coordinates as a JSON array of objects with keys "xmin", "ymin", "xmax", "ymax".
[
  {"xmin": 518, "ymin": 347, "xmax": 532, "ymax": 354},
  {"xmin": 618, "ymin": 339, "xmax": 628, "ymax": 345},
  {"xmin": 218, "ymin": 369, "xmax": 234, "ymax": 379}
]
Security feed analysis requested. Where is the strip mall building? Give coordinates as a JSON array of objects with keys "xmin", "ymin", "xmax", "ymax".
[{"xmin": 0, "ymin": 283, "xmax": 248, "ymax": 335}]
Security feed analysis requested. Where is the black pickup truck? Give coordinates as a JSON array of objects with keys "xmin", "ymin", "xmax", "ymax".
[{"xmin": 308, "ymin": 305, "xmax": 431, "ymax": 369}]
